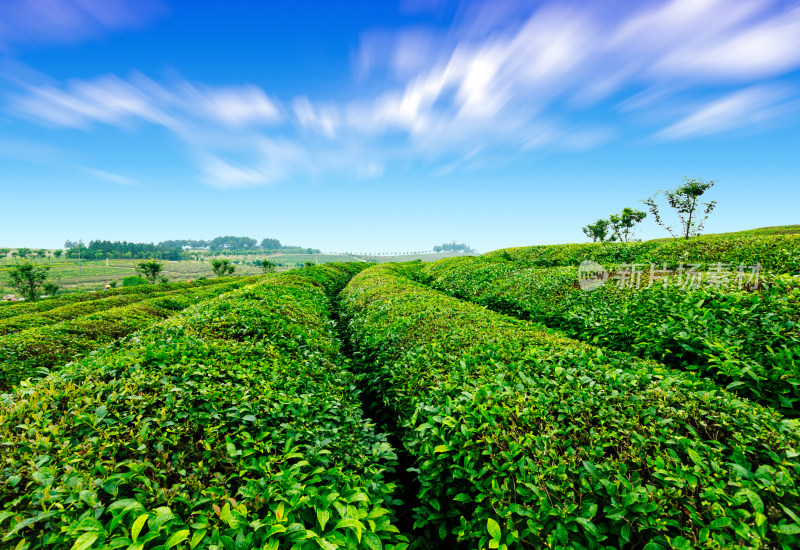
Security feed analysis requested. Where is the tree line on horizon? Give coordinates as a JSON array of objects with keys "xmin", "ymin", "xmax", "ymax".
[{"xmin": 58, "ymin": 236, "xmax": 321, "ymax": 261}]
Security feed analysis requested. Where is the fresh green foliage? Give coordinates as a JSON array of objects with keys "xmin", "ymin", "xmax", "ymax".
[
  {"xmin": 0, "ymin": 264, "xmax": 408, "ymax": 549},
  {"xmin": 42, "ymin": 282, "xmax": 59, "ymax": 297},
  {"xmin": 0, "ymin": 278, "xmax": 229, "ymax": 321},
  {"xmin": 583, "ymin": 208, "xmax": 646, "ymax": 243},
  {"xmin": 609, "ymin": 207, "xmax": 647, "ymax": 242},
  {"xmin": 582, "ymin": 218, "xmax": 613, "ymax": 243},
  {"xmin": 0, "ymin": 293, "xmax": 167, "ymax": 337},
  {"xmin": 0, "ymin": 279, "xmax": 257, "ymax": 390},
  {"xmin": 340, "ymin": 263, "xmax": 800, "ymax": 549},
  {"xmin": 7, "ymin": 262, "xmax": 50, "ymax": 301},
  {"xmin": 643, "ymin": 178, "xmax": 717, "ymax": 239},
  {"xmin": 424, "ymin": 257, "xmax": 800, "ymax": 416},
  {"xmin": 484, "ymin": 233, "xmax": 800, "ymax": 274},
  {"xmin": 260, "ymin": 259, "xmax": 276, "ymax": 273},
  {"xmin": 211, "ymin": 258, "xmax": 236, "ymax": 277},
  {"xmin": 122, "ymin": 275, "xmax": 148, "ymax": 286},
  {"xmin": 135, "ymin": 259, "xmax": 165, "ymax": 284}
]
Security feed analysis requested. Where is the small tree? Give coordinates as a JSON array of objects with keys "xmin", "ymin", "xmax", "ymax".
[
  {"xmin": 7, "ymin": 262, "xmax": 50, "ymax": 301},
  {"xmin": 609, "ymin": 207, "xmax": 647, "ymax": 242},
  {"xmin": 43, "ymin": 282, "xmax": 60, "ymax": 296},
  {"xmin": 135, "ymin": 259, "xmax": 165, "ymax": 284},
  {"xmin": 260, "ymin": 259, "xmax": 276, "ymax": 274},
  {"xmin": 211, "ymin": 259, "xmax": 235, "ymax": 277},
  {"xmin": 304, "ymin": 261, "xmax": 316, "ymax": 267},
  {"xmin": 16, "ymin": 248, "xmax": 31, "ymax": 259},
  {"xmin": 582, "ymin": 219, "xmax": 613, "ymax": 243},
  {"xmin": 53, "ymin": 249, "xmax": 63, "ymax": 260},
  {"xmin": 643, "ymin": 178, "xmax": 717, "ymax": 239}
]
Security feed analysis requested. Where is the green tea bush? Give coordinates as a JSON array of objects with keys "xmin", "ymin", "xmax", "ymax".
[
  {"xmin": 424, "ymin": 257, "xmax": 800, "ymax": 416},
  {"xmin": 0, "ymin": 290, "xmax": 197, "ymax": 337},
  {"xmin": 122, "ymin": 274, "xmax": 148, "ymax": 286},
  {"xmin": 0, "ymin": 278, "xmax": 231, "ymax": 321},
  {"xmin": 340, "ymin": 263, "xmax": 800, "ymax": 549},
  {"xmin": 0, "ymin": 264, "xmax": 407, "ymax": 549},
  {"xmin": 0, "ymin": 280, "xmax": 254, "ymax": 390},
  {"xmin": 484, "ymin": 234, "xmax": 800, "ymax": 274}
]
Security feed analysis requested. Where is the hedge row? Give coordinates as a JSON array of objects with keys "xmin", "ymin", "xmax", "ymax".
[
  {"xmin": 0, "ymin": 281, "xmax": 244, "ymax": 336},
  {"xmin": 422, "ymin": 257, "xmax": 800, "ymax": 416},
  {"xmin": 0, "ymin": 279, "xmax": 255, "ymax": 391},
  {"xmin": 340, "ymin": 263, "xmax": 800, "ymax": 549},
  {"xmin": 0, "ymin": 263, "xmax": 408, "ymax": 549},
  {"xmin": 483, "ymin": 233, "xmax": 800, "ymax": 274},
  {"xmin": 0, "ymin": 278, "xmax": 231, "ymax": 321}
]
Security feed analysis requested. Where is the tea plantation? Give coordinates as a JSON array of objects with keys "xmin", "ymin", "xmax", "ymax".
[{"xmin": 1, "ymin": 232, "xmax": 799, "ymax": 549}]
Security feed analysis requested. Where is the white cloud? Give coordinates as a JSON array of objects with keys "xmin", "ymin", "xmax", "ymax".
[
  {"xmin": 182, "ymin": 84, "xmax": 281, "ymax": 127},
  {"xmin": 13, "ymin": 74, "xmax": 176, "ymax": 129},
  {"xmin": 79, "ymin": 166, "xmax": 138, "ymax": 186},
  {"xmin": 345, "ymin": 0, "xmax": 800, "ymax": 148},
  {"xmin": 6, "ymin": 0, "xmax": 800, "ymax": 187},
  {"xmin": 656, "ymin": 85, "xmax": 796, "ymax": 140},
  {"xmin": 11, "ymin": 73, "xmax": 281, "ymax": 132},
  {"xmin": 640, "ymin": 1, "xmax": 800, "ymax": 81},
  {"xmin": 198, "ymin": 138, "xmax": 310, "ymax": 189},
  {"xmin": 293, "ymin": 97, "xmax": 339, "ymax": 137},
  {"xmin": 200, "ymin": 156, "xmax": 273, "ymax": 188}
]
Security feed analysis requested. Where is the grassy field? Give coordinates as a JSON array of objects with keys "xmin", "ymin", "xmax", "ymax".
[
  {"xmin": 0, "ymin": 251, "xmax": 471, "ymax": 296},
  {"xmin": 0, "ymin": 259, "xmax": 265, "ymax": 295}
]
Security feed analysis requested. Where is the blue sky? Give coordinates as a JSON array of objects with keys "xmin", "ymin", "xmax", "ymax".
[{"xmin": 1, "ymin": 0, "xmax": 799, "ymax": 253}]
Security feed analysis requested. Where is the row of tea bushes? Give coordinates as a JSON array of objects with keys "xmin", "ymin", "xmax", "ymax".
[
  {"xmin": 0, "ymin": 264, "xmax": 408, "ymax": 550},
  {"xmin": 482, "ymin": 233, "xmax": 800, "ymax": 274},
  {"xmin": 0, "ymin": 279, "xmax": 255, "ymax": 391},
  {"xmin": 0, "ymin": 293, "xmax": 152, "ymax": 336},
  {"xmin": 0, "ymin": 278, "xmax": 231, "ymax": 321},
  {"xmin": 422, "ymin": 257, "xmax": 800, "ymax": 416},
  {"xmin": 340, "ymin": 263, "xmax": 800, "ymax": 549},
  {"xmin": 0, "ymin": 280, "xmax": 243, "ymax": 336}
]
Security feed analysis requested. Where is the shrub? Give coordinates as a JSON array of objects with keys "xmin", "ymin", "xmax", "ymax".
[
  {"xmin": 424, "ymin": 257, "xmax": 800, "ymax": 416},
  {"xmin": 340, "ymin": 263, "xmax": 800, "ymax": 548},
  {"xmin": 0, "ymin": 264, "xmax": 407, "ymax": 549},
  {"xmin": 0, "ymin": 280, "xmax": 256, "ymax": 390},
  {"xmin": 484, "ymin": 234, "xmax": 800, "ymax": 274},
  {"xmin": 122, "ymin": 275, "xmax": 148, "ymax": 287}
]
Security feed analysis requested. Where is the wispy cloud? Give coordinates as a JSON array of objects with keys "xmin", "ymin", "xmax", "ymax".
[
  {"xmin": 5, "ymin": 0, "xmax": 800, "ymax": 187},
  {"xmin": 656, "ymin": 85, "xmax": 797, "ymax": 140},
  {"xmin": 181, "ymin": 84, "xmax": 281, "ymax": 127},
  {"xmin": 11, "ymin": 73, "xmax": 281, "ymax": 132},
  {"xmin": 348, "ymin": 0, "xmax": 800, "ymax": 141},
  {"xmin": 13, "ymin": 74, "xmax": 175, "ymax": 130},
  {"xmin": 0, "ymin": 0, "xmax": 166, "ymax": 49},
  {"xmin": 79, "ymin": 166, "xmax": 138, "ymax": 186}
]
